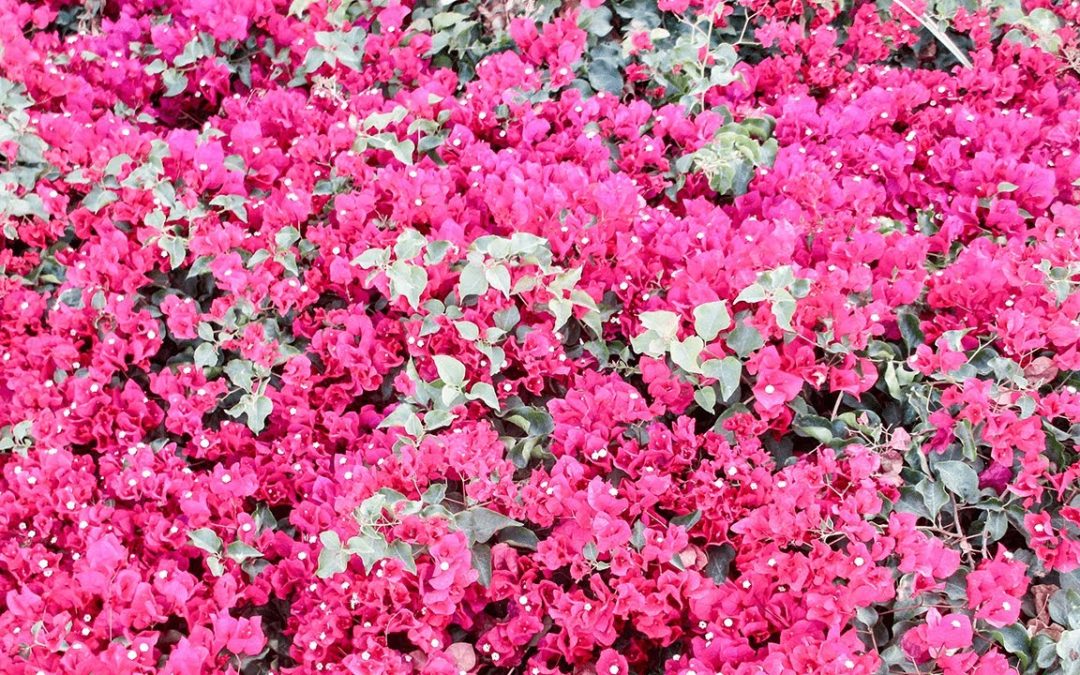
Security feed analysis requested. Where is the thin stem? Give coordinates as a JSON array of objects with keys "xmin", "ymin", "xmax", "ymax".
[{"xmin": 892, "ymin": 0, "xmax": 973, "ymax": 69}]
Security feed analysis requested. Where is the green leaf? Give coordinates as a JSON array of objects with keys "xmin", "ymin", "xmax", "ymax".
[
  {"xmin": 458, "ymin": 263, "xmax": 488, "ymax": 297},
  {"xmin": 915, "ymin": 478, "xmax": 949, "ymax": 518},
  {"xmin": 363, "ymin": 106, "xmax": 409, "ymax": 131},
  {"xmin": 471, "ymin": 544, "xmax": 493, "ymax": 587},
  {"xmin": 193, "ymin": 343, "xmax": 218, "ymax": 369},
  {"xmin": 588, "ymin": 57, "xmax": 623, "ymax": 94},
  {"xmin": 468, "ymin": 381, "xmax": 500, "ymax": 410},
  {"xmin": 790, "ymin": 278, "xmax": 811, "ymax": 298},
  {"xmin": 670, "ymin": 336, "xmax": 705, "ymax": 374},
  {"xmin": 425, "ymin": 240, "xmax": 452, "ymax": 264},
  {"xmin": 162, "ymin": 69, "xmax": 188, "ymax": 97},
  {"xmin": 984, "ymin": 510, "xmax": 1007, "ymax": 542},
  {"xmin": 726, "ymin": 320, "xmax": 764, "ymax": 358},
  {"xmin": 388, "ymin": 540, "xmax": 417, "ymax": 573},
  {"xmin": 579, "ymin": 5, "xmax": 613, "ymax": 36},
  {"xmin": 387, "ymin": 261, "xmax": 427, "ymax": 309},
  {"xmin": 351, "ymin": 247, "xmax": 390, "ymax": 269},
  {"xmin": 701, "ymin": 357, "xmax": 742, "ymax": 401},
  {"xmin": 368, "ymin": 133, "xmax": 414, "ymax": 164},
  {"xmin": 936, "ymin": 460, "xmax": 981, "ymax": 503},
  {"xmin": 704, "ymin": 543, "xmax": 736, "ymax": 583},
  {"xmin": 693, "ymin": 300, "xmax": 731, "ymax": 342},
  {"xmin": 225, "ymin": 541, "xmax": 263, "ymax": 563},
  {"xmin": 453, "ymin": 320, "xmax": 480, "ymax": 341},
  {"xmin": 378, "ymin": 403, "xmax": 417, "ymax": 431},
  {"xmin": 440, "ymin": 383, "xmax": 462, "ymax": 408},
  {"xmin": 82, "ymin": 186, "xmax": 117, "ymax": 213},
  {"xmin": 394, "ymin": 229, "xmax": 426, "ymax": 260},
  {"xmin": 275, "ymin": 226, "xmax": 301, "ymax": 248},
  {"xmin": 793, "ymin": 414, "xmax": 834, "ymax": 444},
  {"xmin": 989, "ymin": 623, "xmax": 1032, "ymax": 663},
  {"xmin": 1024, "ymin": 8, "xmax": 1063, "ymax": 52},
  {"xmin": 485, "ymin": 264, "xmax": 512, "ymax": 297},
  {"xmin": 205, "ymin": 195, "xmax": 247, "ymax": 223},
  {"xmin": 897, "ymin": 310, "xmax": 924, "ymax": 350},
  {"xmin": 246, "ymin": 249, "xmax": 271, "ymax": 269},
  {"xmin": 425, "ymin": 408, "xmax": 457, "ymax": 431},
  {"xmin": 766, "ymin": 266, "xmax": 795, "ymax": 289},
  {"xmin": 549, "ymin": 297, "xmax": 573, "ymax": 332},
  {"xmin": 433, "ymin": 355, "xmax": 466, "ymax": 387},
  {"xmin": 455, "ymin": 507, "xmax": 521, "ymax": 545},
  {"xmin": 770, "ymin": 289, "xmax": 797, "ymax": 331},
  {"xmin": 422, "ymin": 483, "xmax": 447, "ymax": 505},
  {"xmin": 206, "ymin": 556, "xmax": 225, "ymax": 577},
  {"xmin": 223, "ymin": 359, "xmax": 254, "ymax": 390},
  {"xmin": 317, "ymin": 531, "xmax": 349, "ymax": 578},
  {"xmin": 246, "ymin": 394, "xmax": 273, "ymax": 434},
  {"xmin": 189, "ymin": 528, "xmax": 222, "ymax": 554},
  {"xmin": 253, "ymin": 504, "xmax": 277, "ymax": 532},
  {"xmin": 694, "ymin": 386, "xmax": 716, "ymax": 413},
  {"xmin": 502, "ymin": 405, "xmax": 554, "ymax": 437},
  {"xmin": 1059, "ymin": 630, "xmax": 1080, "ymax": 675},
  {"xmin": 58, "ymin": 287, "xmax": 83, "ymax": 309},
  {"xmin": 639, "ymin": 310, "xmax": 679, "ymax": 341},
  {"xmin": 484, "ymin": 346, "xmax": 506, "ymax": 375},
  {"xmin": 494, "ymin": 306, "xmax": 520, "ymax": 332},
  {"xmin": 288, "ymin": 0, "xmax": 318, "ymax": 16},
  {"xmin": 670, "ymin": 510, "xmax": 701, "ymax": 530},
  {"xmin": 1050, "ymin": 589, "xmax": 1080, "ymax": 630},
  {"xmin": 735, "ymin": 283, "xmax": 767, "ymax": 304},
  {"xmin": 158, "ymin": 235, "xmax": 187, "ymax": 269},
  {"xmin": 346, "ymin": 533, "xmax": 390, "ymax": 572}
]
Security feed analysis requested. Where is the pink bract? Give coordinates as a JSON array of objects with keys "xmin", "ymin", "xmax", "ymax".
[{"xmin": 1, "ymin": 0, "xmax": 1079, "ymax": 673}]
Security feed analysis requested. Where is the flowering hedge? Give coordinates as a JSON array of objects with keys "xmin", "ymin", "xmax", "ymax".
[{"xmin": 2, "ymin": 0, "xmax": 1080, "ymax": 673}]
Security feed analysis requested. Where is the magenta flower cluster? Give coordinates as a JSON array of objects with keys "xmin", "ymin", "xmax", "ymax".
[{"xmin": 1, "ymin": 0, "xmax": 1079, "ymax": 673}]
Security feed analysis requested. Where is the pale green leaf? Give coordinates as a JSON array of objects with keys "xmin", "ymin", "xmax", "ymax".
[
  {"xmin": 670, "ymin": 336, "xmax": 705, "ymax": 374},
  {"xmin": 394, "ymin": 229, "xmax": 426, "ymax": 260},
  {"xmin": 193, "ymin": 343, "xmax": 218, "ymax": 369},
  {"xmin": 225, "ymin": 541, "xmax": 263, "ymax": 563},
  {"xmin": 459, "ymin": 262, "xmax": 489, "ymax": 297},
  {"xmin": 246, "ymin": 394, "xmax": 273, "ymax": 434},
  {"xmin": 693, "ymin": 300, "xmax": 731, "ymax": 342},
  {"xmin": 735, "ymin": 283, "xmax": 767, "ymax": 304},
  {"xmin": 465, "ymin": 382, "xmax": 497, "ymax": 410},
  {"xmin": 317, "ymin": 530, "xmax": 350, "ymax": 578},
  {"xmin": 388, "ymin": 261, "xmax": 427, "ymax": 308},
  {"xmin": 433, "ymin": 355, "xmax": 466, "ymax": 387},
  {"xmin": 189, "ymin": 528, "xmax": 222, "ymax": 554},
  {"xmin": 639, "ymin": 310, "xmax": 679, "ymax": 340},
  {"xmin": 702, "ymin": 356, "xmax": 742, "ymax": 400}
]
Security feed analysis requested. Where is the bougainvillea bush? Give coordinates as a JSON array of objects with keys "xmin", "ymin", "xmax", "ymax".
[{"xmin": 3, "ymin": 0, "xmax": 1080, "ymax": 672}]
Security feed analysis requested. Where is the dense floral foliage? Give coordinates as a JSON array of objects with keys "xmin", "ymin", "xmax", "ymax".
[{"xmin": 1, "ymin": 0, "xmax": 1080, "ymax": 672}]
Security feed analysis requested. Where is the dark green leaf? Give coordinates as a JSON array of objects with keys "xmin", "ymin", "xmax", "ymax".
[
  {"xmin": 670, "ymin": 510, "xmax": 701, "ymax": 530},
  {"xmin": 498, "ymin": 526, "xmax": 539, "ymax": 550},
  {"xmin": 936, "ymin": 460, "xmax": 980, "ymax": 503},
  {"xmin": 587, "ymin": 57, "xmax": 623, "ymax": 94},
  {"xmin": 455, "ymin": 507, "xmax": 520, "ymax": 545},
  {"xmin": 897, "ymin": 310, "xmax": 924, "ymax": 350},
  {"xmin": 471, "ymin": 544, "xmax": 492, "ymax": 587},
  {"xmin": 704, "ymin": 544, "xmax": 736, "ymax": 583}
]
